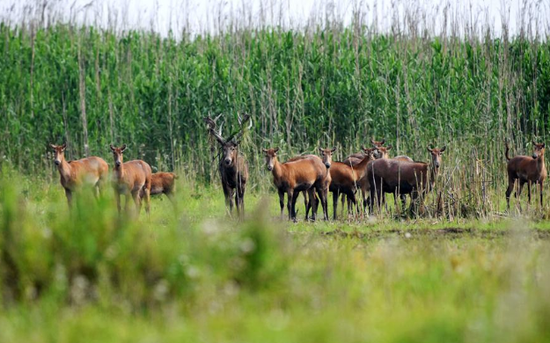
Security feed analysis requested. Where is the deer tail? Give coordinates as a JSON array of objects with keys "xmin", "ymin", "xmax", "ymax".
[{"xmin": 505, "ymin": 140, "xmax": 511, "ymax": 161}]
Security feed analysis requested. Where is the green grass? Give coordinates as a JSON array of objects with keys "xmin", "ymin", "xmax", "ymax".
[{"xmin": 1, "ymin": 171, "xmax": 550, "ymax": 342}]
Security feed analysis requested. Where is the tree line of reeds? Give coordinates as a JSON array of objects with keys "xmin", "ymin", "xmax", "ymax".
[{"xmin": 0, "ymin": 3, "xmax": 549, "ymax": 203}]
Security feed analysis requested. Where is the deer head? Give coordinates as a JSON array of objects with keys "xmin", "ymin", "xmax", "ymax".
[
  {"xmin": 318, "ymin": 147, "xmax": 336, "ymax": 168},
  {"xmin": 110, "ymin": 144, "xmax": 127, "ymax": 168},
  {"xmin": 50, "ymin": 143, "xmax": 67, "ymax": 166},
  {"xmin": 532, "ymin": 142, "xmax": 546, "ymax": 160},
  {"xmin": 262, "ymin": 147, "xmax": 279, "ymax": 171}
]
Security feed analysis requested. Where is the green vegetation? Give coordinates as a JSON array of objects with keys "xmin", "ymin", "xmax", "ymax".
[
  {"xmin": 1, "ymin": 172, "xmax": 550, "ymax": 342},
  {"xmin": 1, "ymin": 17, "xmax": 549, "ymax": 186}
]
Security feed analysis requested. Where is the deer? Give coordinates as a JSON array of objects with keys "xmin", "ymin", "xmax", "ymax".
[
  {"xmin": 367, "ymin": 146, "xmax": 446, "ymax": 215},
  {"xmin": 328, "ymin": 147, "xmax": 376, "ymax": 219},
  {"xmin": 505, "ymin": 141, "xmax": 547, "ymax": 209},
  {"xmin": 49, "ymin": 143, "xmax": 109, "ymax": 208},
  {"xmin": 263, "ymin": 148, "xmax": 330, "ymax": 221},
  {"xmin": 205, "ymin": 114, "xmax": 251, "ymax": 218},
  {"xmin": 343, "ymin": 138, "xmax": 388, "ymax": 166},
  {"xmin": 149, "ymin": 172, "xmax": 178, "ymax": 203},
  {"xmin": 286, "ymin": 151, "xmax": 331, "ymax": 221},
  {"xmin": 110, "ymin": 144, "xmax": 152, "ymax": 215}
]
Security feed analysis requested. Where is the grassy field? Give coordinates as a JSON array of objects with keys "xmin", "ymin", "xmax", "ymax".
[{"xmin": 1, "ymin": 170, "xmax": 550, "ymax": 343}]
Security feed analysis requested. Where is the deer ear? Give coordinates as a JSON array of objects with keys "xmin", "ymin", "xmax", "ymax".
[
  {"xmin": 361, "ymin": 145, "xmax": 367, "ymax": 151},
  {"xmin": 262, "ymin": 148, "xmax": 268, "ymax": 153},
  {"xmin": 370, "ymin": 139, "xmax": 375, "ymax": 146},
  {"xmin": 318, "ymin": 147, "xmax": 323, "ymax": 152},
  {"xmin": 440, "ymin": 146, "xmax": 446, "ymax": 152},
  {"xmin": 274, "ymin": 147, "xmax": 279, "ymax": 153},
  {"xmin": 331, "ymin": 147, "xmax": 337, "ymax": 152},
  {"xmin": 110, "ymin": 144, "xmax": 116, "ymax": 152},
  {"xmin": 387, "ymin": 145, "xmax": 392, "ymax": 150},
  {"xmin": 542, "ymin": 143, "xmax": 546, "ymax": 148},
  {"xmin": 61, "ymin": 143, "xmax": 67, "ymax": 151},
  {"xmin": 50, "ymin": 144, "xmax": 57, "ymax": 150},
  {"xmin": 380, "ymin": 139, "xmax": 385, "ymax": 145},
  {"xmin": 427, "ymin": 146, "xmax": 433, "ymax": 152},
  {"xmin": 121, "ymin": 144, "xmax": 127, "ymax": 152}
]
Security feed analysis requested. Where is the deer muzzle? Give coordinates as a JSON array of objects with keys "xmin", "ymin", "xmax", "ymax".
[
  {"xmin": 54, "ymin": 159, "xmax": 60, "ymax": 166},
  {"xmin": 532, "ymin": 154, "xmax": 538, "ymax": 159}
]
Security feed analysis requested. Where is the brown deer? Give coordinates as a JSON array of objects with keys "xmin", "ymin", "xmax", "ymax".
[
  {"xmin": 263, "ymin": 148, "xmax": 330, "ymax": 221},
  {"xmin": 110, "ymin": 144, "xmax": 152, "ymax": 215},
  {"xmin": 205, "ymin": 114, "xmax": 250, "ymax": 218},
  {"xmin": 50, "ymin": 143, "xmax": 109, "ymax": 208},
  {"xmin": 367, "ymin": 146, "xmax": 446, "ymax": 214},
  {"xmin": 329, "ymin": 147, "xmax": 376, "ymax": 219},
  {"xmin": 150, "ymin": 172, "xmax": 178, "ymax": 203},
  {"xmin": 286, "ymin": 151, "xmax": 332, "ymax": 220},
  {"xmin": 505, "ymin": 141, "xmax": 547, "ymax": 209}
]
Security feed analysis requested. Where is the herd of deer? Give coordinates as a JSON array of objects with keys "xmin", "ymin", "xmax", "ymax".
[{"xmin": 49, "ymin": 115, "xmax": 547, "ymax": 220}]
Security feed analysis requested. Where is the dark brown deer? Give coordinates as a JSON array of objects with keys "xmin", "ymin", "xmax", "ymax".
[
  {"xmin": 50, "ymin": 143, "xmax": 109, "ymax": 208},
  {"xmin": 110, "ymin": 144, "xmax": 152, "ymax": 215},
  {"xmin": 150, "ymin": 172, "xmax": 178, "ymax": 203},
  {"xmin": 505, "ymin": 141, "xmax": 547, "ymax": 209},
  {"xmin": 368, "ymin": 146, "xmax": 446, "ymax": 214},
  {"xmin": 329, "ymin": 147, "xmax": 376, "ymax": 219},
  {"xmin": 205, "ymin": 114, "xmax": 250, "ymax": 218},
  {"xmin": 263, "ymin": 148, "xmax": 330, "ymax": 221}
]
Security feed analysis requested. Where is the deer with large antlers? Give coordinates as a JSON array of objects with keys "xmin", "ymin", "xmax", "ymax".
[
  {"xmin": 110, "ymin": 144, "xmax": 152, "ymax": 215},
  {"xmin": 205, "ymin": 114, "xmax": 251, "ymax": 218},
  {"xmin": 49, "ymin": 143, "xmax": 109, "ymax": 208}
]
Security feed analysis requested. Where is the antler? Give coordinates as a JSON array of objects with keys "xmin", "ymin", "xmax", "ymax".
[
  {"xmin": 228, "ymin": 113, "xmax": 252, "ymax": 143},
  {"xmin": 204, "ymin": 115, "xmax": 226, "ymax": 145}
]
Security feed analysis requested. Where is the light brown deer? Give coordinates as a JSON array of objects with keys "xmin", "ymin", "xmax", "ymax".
[
  {"xmin": 150, "ymin": 172, "xmax": 178, "ymax": 203},
  {"xmin": 263, "ymin": 148, "xmax": 330, "ymax": 221},
  {"xmin": 50, "ymin": 143, "xmax": 109, "ymax": 208},
  {"xmin": 328, "ymin": 147, "xmax": 376, "ymax": 219},
  {"xmin": 110, "ymin": 144, "xmax": 152, "ymax": 215},
  {"xmin": 367, "ymin": 146, "xmax": 446, "ymax": 214},
  {"xmin": 205, "ymin": 114, "xmax": 250, "ymax": 218},
  {"xmin": 505, "ymin": 141, "xmax": 547, "ymax": 209}
]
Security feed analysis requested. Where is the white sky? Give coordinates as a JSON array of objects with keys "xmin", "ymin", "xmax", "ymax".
[{"xmin": 1, "ymin": 0, "xmax": 549, "ymax": 39}]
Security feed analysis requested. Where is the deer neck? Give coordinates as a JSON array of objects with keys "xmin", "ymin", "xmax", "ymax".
[
  {"xmin": 354, "ymin": 155, "xmax": 372, "ymax": 171},
  {"xmin": 57, "ymin": 158, "xmax": 72, "ymax": 182},
  {"xmin": 272, "ymin": 159, "xmax": 284, "ymax": 181},
  {"xmin": 114, "ymin": 163, "xmax": 125, "ymax": 180},
  {"xmin": 537, "ymin": 153, "xmax": 546, "ymax": 175},
  {"xmin": 429, "ymin": 163, "xmax": 439, "ymax": 187}
]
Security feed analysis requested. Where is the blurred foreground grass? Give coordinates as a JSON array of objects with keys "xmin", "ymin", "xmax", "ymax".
[{"xmin": 1, "ymin": 171, "xmax": 550, "ymax": 343}]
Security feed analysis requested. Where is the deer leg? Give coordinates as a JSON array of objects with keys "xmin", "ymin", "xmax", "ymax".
[
  {"xmin": 333, "ymin": 190, "xmax": 339, "ymax": 220},
  {"xmin": 115, "ymin": 191, "xmax": 121, "ymax": 214},
  {"xmin": 238, "ymin": 184, "xmax": 245, "ymax": 219},
  {"xmin": 278, "ymin": 189, "xmax": 285, "ymax": 220},
  {"xmin": 506, "ymin": 178, "xmax": 515, "ymax": 211},
  {"xmin": 307, "ymin": 188, "xmax": 316, "ymax": 221},
  {"xmin": 311, "ymin": 189, "xmax": 319, "ymax": 221},
  {"xmin": 65, "ymin": 189, "xmax": 73, "ymax": 209},
  {"xmin": 540, "ymin": 181, "xmax": 544, "ymax": 208},
  {"xmin": 124, "ymin": 193, "xmax": 132, "ymax": 214},
  {"xmin": 132, "ymin": 190, "xmax": 142, "ymax": 214},
  {"xmin": 287, "ymin": 189, "xmax": 294, "ymax": 221},
  {"xmin": 527, "ymin": 181, "xmax": 532, "ymax": 205},
  {"xmin": 143, "ymin": 187, "xmax": 151, "ymax": 215},
  {"xmin": 303, "ymin": 191, "xmax": 311, "ymax": 221},
  {"xmin": 317, "ymin": 183, "xmax": 329, "ymax": 221}
]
